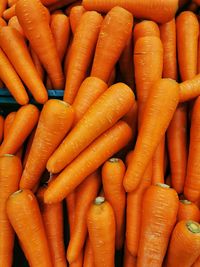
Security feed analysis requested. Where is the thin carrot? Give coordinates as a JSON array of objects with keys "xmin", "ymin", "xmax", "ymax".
[
  {"xmin": 123, "ymin": 242, "xmax": 137, "ymax": 267},
  {"xmin": 102, "ymin": 158, "xmax": 126, "ymax": 250},
  {"xmin": 87, "ymin": 196, "xmax": 115, "ymax": 267},
  {"xmin": 177, "ymin": 200, "xmax": 200, "ymax": 222},
  {"xmin": 69, "ymin": 6, "xmax": 86, "ymax": 34},
  {"xmin": 83, "ymin": 238, "xmax": 94, "ymax": 267},
  {"xmin": 0, "ymin": 155, "xmax": 22, "ymax": 267},
  {"xmin": 45, "ymin": 121, "xmax": 132, "ymax": 203},
  {"xmin": 48, "ymin": 83, "xmax": 134, "ymax": 173},
  {"xmin": 133, "ymin": 20, "xmax": 160, "ymax": 44},
  {"xmin": 63, "ymin": 11, "xmax": 103, "ymax": 104},
  {"xmin": 48, "ymin": 0, "xmax": 77, "ymax": 12},
  {"xmin": 82, "ymin": 0, "xmax": 178, "ymax": 23},
  {"xmin": 137, "ymin": 184, "xmax": 179, "ymax": 267},
  {"xmin": 72, "ymin": 77, "xmax": 108, "ymax": 125},
  {"xmin": 6, "ymin": 189, "xmax": 52, "ymax": 267},
  {"xmin": 16, "ymin": 0, "xmax": 65, "ymax": 89},
  {"xmin": 67, "ymin": 171, "xmax": 101, "ymax": 263},
  {"xmin": 0, "ymin": 115, "xmax": 4, "ymax": 144},
  {"xmin": 179, "ymin": 74, "xmax": 200, "ymax": 102},
  {"xmin": 0, "ymin": 26, "xmax": 48, "ymax": 104},
  {"xmin": 123, "ymin": 79, "xmax": 179, "ymax": 192},
  {"xmin": 8, "ymin": 16, "xmax": 24, "ymax": 36},
  {"xmin": 90, "ymin": 6, "xmax": 133, "ymax": 83},
  {"xmin": 0, "ymin": 17, "xmax": 7, "ymax": 26},
  {"xmin": 20, "ymin": 100, "xmax": 74, "ymax": 190},
  {"xmin": 3, "ymin": 5, "xmax": 16, "ymax": 21},
  {"xmin": 0, "ymin": 48, "xmax": 29, "ymax": 105},
  {"xmin": 0, "ymin": 104, "xmax": 39, "ymax": 156},
  {"xmin": 166, "ymin": 220, "xmax": 200, "ymax": 267},
  {"xmin": 29, "ymin": 46, "xmax": 45, "ymax": 82}
]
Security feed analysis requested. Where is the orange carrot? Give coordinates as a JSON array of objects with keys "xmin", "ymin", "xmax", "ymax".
[
  {"xmin": 29, "ymin": 46, "xmax": 45, "ymax": 82},
  {"xmin": 45, "ymin": 120, "xmax": 132, "ymax": 203},
  {"xmin": 82, "ymin": 0, "xmax": 178, "ymax": 23},
  {"xmin": 177, "ymin": 200, "xmax": 200, "ymax": 222},
  {"xmin": 6, "ymin": 189, "xmax": 52, "ymax": 267},
  {"xmin": 122, "ymin": 101, "xmax": 138, "ymax": 142},
  {"xmin": 69, "ymin": 252, "xmax": 83, "ymax": 267},
  {"xmin": 179, "ymin": 74, "xmax": 200, "ymax": 102},
  {"xmin": 69, "ymin": 6, "xmax": 86, "ymax": 34},
  {"xmin": 63, "ymin": 11, "xmax": 103, "ymax": 104},
  {"xmin": 90, "ymin": 7, "xmax": 133, "ymax": 83},
  {"xmin": 83, "ymin": 238, "xmax": 94, "ymax": 267},
  {"xmin": 0, "ymin": 155, "xmax": 22, "ymax": 267},
  {"xmin": 3, "ymin": 112, "xmax": 16, "ymax": 139},
  {"xmin": 87, "ymin": 196, "xmax": 115, "ymax": 267},
  {"xmin": 48, "ymin": 83, "xmax": 134, "ymax": 173},
  {"xmin": 72, "ymin": 77, "xmax": 108, "ymax": 125},
  {"xmin": 67, "ymin": 171, "xmax": 101, "ymax": 263},
  {"xmin": 16, "ymin": 0, "xmax": 65, "ymax": 90},
  {"xmin": 0, "ymin": 104, "xmax": 39, "ymax": 156},
  {"xmin": 65, "ymin": 1, "xmax": 82, "ymax": 15},
  {"xmin": 123, "ymin": 242, "xmax": 137, "ymax": 267},
  {"xmin": 0, "ymin": 26, "xmax": 48, "ymax": 104},
  {"xmin": 0, "ymin": 115, "xmax": 4, "ymax": 144},
  {"xmin": 0, "ymin": 17, "xmax": 7, "ymax": 26},
  {"xmin": 66, "ymin": 191, "xmax": 76, "ymax": 237},
  {"xmin": 123, "ymin": 79, "xmax": 179, "ymax": 192},
  {"xmin": 0, "ymin": 0, "xmax": 8, "ymax": 17},
  {"xmin": 133, "ymin": 20, "xmax": 160, "ymax": 44},
  {"xmin": 8, "ymin": 16, "xmax": 24, "ymax": 36},
  {"xmin": 22, "ymin": 128, "xmax": 36, "ymax": 167},
  {"xmin": 3, "ymin": 5, "xmax": 16, "ymax": 21},
  {"xmin": 102, "ymin": 158, "xmax": 126, "ymax": 250},
  {"xmin": 137, "ymin": 184, "xmax": 179, "ymax": 267}
]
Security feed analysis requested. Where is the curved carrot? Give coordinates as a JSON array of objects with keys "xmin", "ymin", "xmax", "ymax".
[
  {"xmin": 91, "ymin": 6, "xmax": 133, "ymax": 83},
  {"xmin": 87, "ymin": 196, "xmax": 115, "ymax": 267},
  {"xmin": 152, "ymin": 136, "xmax": 165, "ymax": 185},
  {"xmin": 16, "ymin": 0, "xmax": 65, "ymax": 89},
  {"xmin": 64, "ymin": 11, "xmax": 103, "ymax": 104},
  {"xmin": 3, "ymin": 5, "xmax": 16, "ymax": 21},
  {"xmin": 0, "ymin": 26, "xmax": 48, "ymax": 104},
  {"xmin": 123, "ymin": 242, "xmax": 137, "ymax": 267},
  {"xmin": 29, "ymin": 46, "xmax": 45, "ymax": 81},
  {"xmin": 83, "ymin": 238, "xmax": 94, "ymax": 267},
  {"xmin": 137, "ymin": 184, "xmax": 179, "ymax": 267},
  {"xmin": 0, "ymin": 155, "xmax": 22, "ymax": 267},
  {"xmin": 48, "ymin": 83, "xmax": 134, "ymax": 173},
  {"xmin": 45, "ymin": 120, "xmax": 132, "ymax": 203},
  {"xmin": 133, "ymin": 20, "xmax": 160, "ymax": 44},
  {"xmin": 0, "ymin": 104, "xmax": 39, "ymax": 156},
  {"xmin": 82, "ymin": 0, "xmax": 178, "ymax": 23},
  {"xmin": 0, "ymin": 17, "xmax": 7, "ymax": 26},
  {"xmin": 69, "ymin": 5, "xmax": 86, "ymax": 34},
  {"xmin": 166, "ymin": 220, "xmax": 200, "ymax": 267},
  {"xmin": 0, "ymin": 115, "xmax": 4, "ymax": 144},
  {"xmin": 179, "ymin": 74, "xmax": 200, "ymax": 102},
  {"xmin": 177, "ymin": 200, "xmax": 200, "ymax": 222},
  {"xmin": 6, "ymin": 189, "xmax": 52, "ymax": 267},
  {"xmin": 102, "ymin": 158, "xmax": 126, "ymax": 250},
  {"xmin": 72, "ymin": 77, "xmax": 108, "ymax": 125},
  {"xmin": 8, "ymin": 16, "xmax": 24, "ymax": 36},
  {"xmin": 123, "ymin": 79, "xmax": 179, "ymax": 192}
]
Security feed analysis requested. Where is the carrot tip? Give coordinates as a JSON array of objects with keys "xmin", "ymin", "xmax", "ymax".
[
  {"xmin": 186, "ymin": 221, "xmax": 200, "ymax": 234},
  {"xmin": 156, "ymin": 183, "xmax": 170, "ymax": 189},
  {"xmin": 108, "ymin": 158, "xmax": 119, "ymax": 163},
  {"xmin": 180, "ymin": 199, "xmax": 192, "ymax": 205},
  {"xmin": 94, "ymin": 196, "xmax": 105, "ymax": 205}
]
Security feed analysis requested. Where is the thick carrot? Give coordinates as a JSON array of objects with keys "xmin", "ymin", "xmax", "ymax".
[
  {"xmin": 0, "ymin": 17, "xmax": 7, "ymax": 26},
  {"xmin": 177, "ymin": 200, "xmax": 200, "ymax": 222},
  {"xmin": 82, "ymin": 0, "xmax": 178, "ymax": 23},
  {"xmin": 123, "ymin": 79, "xmax": 179, "ymax": 192},
  {"xmin": 3, "ymin": 5, "xmax": 16, "ymax": 21},
  {"xmin": 179, "ymin": 74, "xmax": 200, "ymax": 102},
  {"xmin": 0, "ymin": 48, "xmax": 29, "ymax": 105},
  {"xmin": 123, "ymin": 243, "xmax": 137, "ymax": 267},
  {"xmin": 133, "ymin": 20, "xmax": 160, "ymax": 44},
  {"xmin": 0, "ymin": 104, "xmax": 39, "ymax": 156},
  {"xmin": 0, "ymin": 155, "xmax": 22, "ymax": 267},
  {"xmin": 83, "ymin": 238, "xmax": 94, "ymax": 267},
  {"xmin": 166, "ymin": 220, "xmax": 200, "ymax": 267},
  {"xmin": 45, "ymin": 121, "xmax": 132, "ymax": 203},
  {"xmin": 87, "ymin": 196, "xmax": 115, "ymax": 267},
  {"xmin": 67, "ymin": 171, "xmax": 101, "ymax": 263},
  {"xmin": 63, "ymin": 11, "xmax": 103, "ymax": 104},
  {"xmin": 16, "ymin": 0, "xmax": 65, "ymax": 89},
  {"xmin": 29, "ymin": 46, "xmax": 45, "ymax": 82},
  {"xmin": 0, "ymin": 26, "xmax": 48, "ymax": 104},
  {"xmin": 0, "ymin": 115, "xmax": 4, "ymax": 144},
  {"xmin": 137, "ymin": 184, "xmax": 179, "ymax": 267},
  {"xmin": 6, "ymin": 189, "xmax": 52, "ymax": 267},
  {"xmin": 37, "ymin": 186, "xmax": 67, "ymax": 267},
  {"xmin": 90, "ymin": 7, "xmax": 133, "ymax": 83},
  {"xmin": 72, "ymin": 77, "xmax": 108, "ymax": 125},
  {"xmin": 176, "ymin": 11, "xmax": 199, "ymax": 81},
  {"xmin": 20, "ymin": 100, "xmax": 74, "ymax": 190},
  {"xmin": 102, "ymin": 158, "xmax": 126, "ymax": 250},
  {"xmin": 8, "ymin": 16, "xmax": 24, "ymax": 36},
  {"xmin": 69, "ymin": 6, "xmax": 86, "ymax": 34}
]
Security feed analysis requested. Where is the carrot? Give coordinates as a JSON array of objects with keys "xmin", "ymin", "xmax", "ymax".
[
  {"xmin": 122, "ymin": 101, "xmax": 138, "ymax": 142},
  {"xmin": 67, "ymin": 171, "xmax": 101, "ymax": 263},
  {"xmin": 123, "ymin": 79, "xmax": 179, "ymax": 192},
  {"xmin": 3, "ymin": 5, "xmax": 16, "ymax": 21},
  {"xmin": 83, "ymin": 238, "xmax": 94, "ymax": 267},
  {"xmin": 176, "ymin": 11, "xmax": 199, "ymax": 81},
  {"xmin": 137, "ymin": 184, "xmax": 179, "ymax": 267},
  {"xmin": 123, "ymin": 243, "xmax": 137, "ymax": 267},
  {"xmin": 82, "ymin": 0, "xmax": 178, "ymax": 24},
  {"xmin": 48, "ymin": 0, "xmax": 77, "ymax": 12},
  {"xmin": 65, "ymin": 1, "xmax": 82, "ymax": 15},
  {"xmin": 48, "ymin": 83, "xmax": 134, "ymax": 173},
  {"xmin": 152, "ymin": 137, "xmax": 165, "ymax": 185},
  {"xmin": 177, "ymin": 200, "xmax": 200, "ymax": 222},
  {"xmin": 0, "ymin": 155, "xmax": 22, "ymax": 267},
  {"xmin": 3, "ymin": 112, "xmax": 16, "ymax": 139},
  {"xmin": 0, "ymin": 104, "xmax": 39, "ymax": 156},
  {"xmin": 37, "ymin": 186, "xmax": 67, "ymax": 267},
  {"xmin": 179, "ymin": 74, "xmax": 200, "ymax": 102},
  {"xmin": 0, "ymin": 0, "xmax": 9, "ymax": 17},
  {"xmin": 0, "ymin": 115, "xmax": 4, "ymax": 144},
  {"xmin": 20, "ymin": 100, "xmax": 74, "ymax": 190},
  {"xmin": 193, "ymin": 256, "xmax": 200, "ymax": 267},
  {"xmin": 87, "ymin": 196, "xmax": 115, "ymax": 267},
  {"xmin": 63, "ymin": 11, "xmax": 103, "ymax": 104},
  {"xmin": 69, "ymin": 6, "xmax": 86, "ymax": 34},
  {"xmin": 66, "ymin": 191, "xmax": 76, "ymax": 237},
  {"xmin": 69, "ymin": 252, "xmax": 83, "ymax": 267},
  {"xmin": 90, "ymin": 7, "xmax": 133, "ymax": 83},
  {"xmin": 45, "ymin": 120, "xmax": 132, "ymax": 203},
  {"xmin": 16, "ymin": 0, "xmax": 65, "ymax": 90},
  {"xmin": 133, "ymin": 20, "xmax": 160, "ymax": 44},
  {"xmin": 50, "ymin": 12, "xmax": 70, "ymax": 62},
  {"xmin": 0, "ymin": 17, "xmax": 7, "ymax": 26},
  {"xmin": 102, "ymin": 158, "xmax": 126, "ymax": 250},
  {"xmin": 29, "ymin": 46, "xmax": 45, "ymax": 82},
  {"xmin": 8, "ymin": 16, "xmax": 24, "ymax": 36},
  {"xmin": 0, "ymin": 26, "xmax": 48, "ymax": 104},
  {"xmin": 6, "ymin": 189, "xmax": 52, "ymax": 267},
  {"xmin": 72, "ymin": 77, "xmax": 108, "ymax": 125},
  {"xmin": 166, "ymin": 220, "xmax": 200, "ymax": 267},
  {"xmin": 0, "ymin": 48, "xmax": 29, "ymax": 105}
]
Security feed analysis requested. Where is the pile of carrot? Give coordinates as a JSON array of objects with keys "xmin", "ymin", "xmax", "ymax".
[{"xmin": 1, "ymin": 0, "xmax": 200, "ymax": 266}]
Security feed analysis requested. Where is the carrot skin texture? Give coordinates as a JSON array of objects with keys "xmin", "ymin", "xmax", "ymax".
[
  {"xmin": 133, "ymin": 20, "xmax": 160, "ymax": 44},
  {"xmin": 0, "ymin": 155, "xmax": 22, "ymax": 267},
  {"xmin": 6, "ymin": 189, "xmax": 53, "ymax": 267},
  {"xmin": 177, "ymin": 200, "xmax": 200, "ymax": 222},
  {"xmin": 44, "ymin": 121, "xmax": 132, "ymax": 203},
  {"xmin": 83, "ymin": 238, "xmax": 94, "ymax": 267},
  {"xmin": 69, "ymin": 5, "xmax": 86, "ymax": 34},
  {"xmin": 29, "ymin": 46, "xmax": 45, "ymax": 82},
  {"xmin": 152, "ymin": 136, "xmax": 165, "ymax": 185}
]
